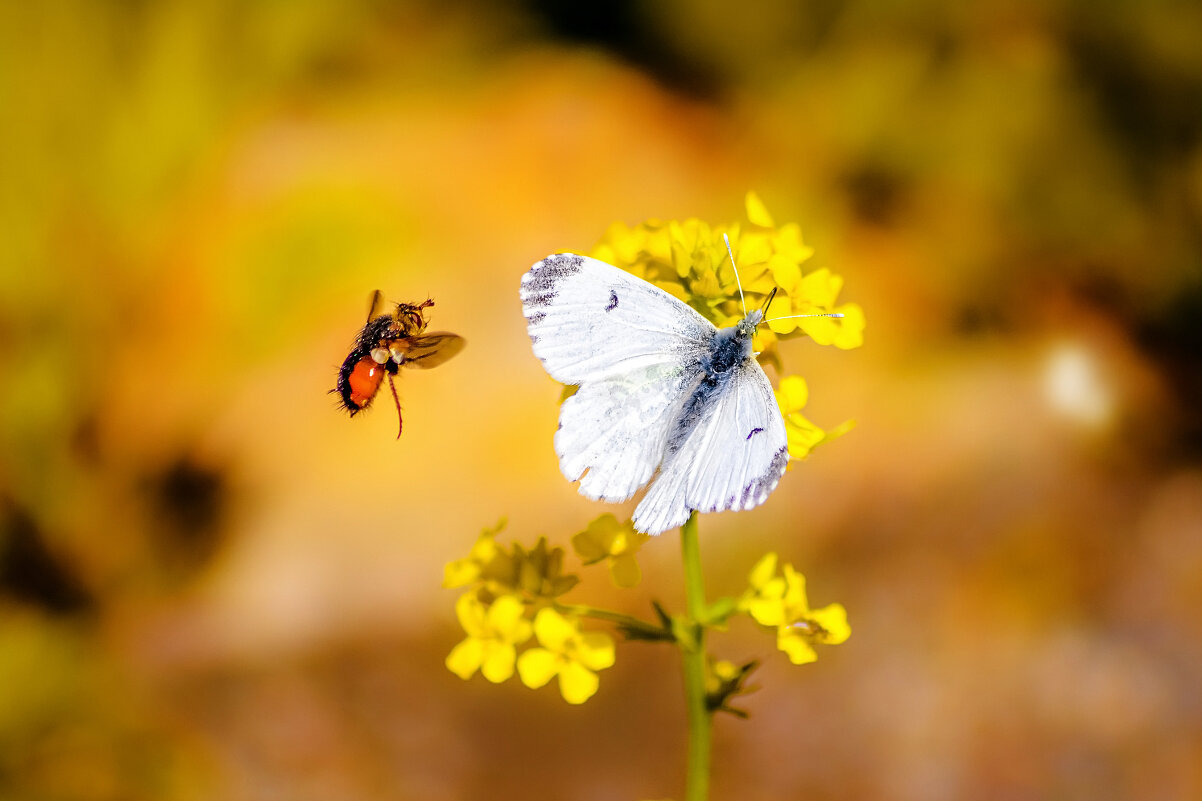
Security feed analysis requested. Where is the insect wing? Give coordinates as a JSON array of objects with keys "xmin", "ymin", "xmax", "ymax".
[
  {"xmin": 365, "ymin": 289, "xmax": 385, "ymax": 321},
  {"xmin": 394, "ymin": 333, "xmax": 465, "ymax": 368},
  {"xmin": 633, "ymin": 358, "xmax": 789, "ymax": 535},
  {"xmin": 556, "ymin": 362, "xmax": 703, "ymax": 504},
  {"xmin": 522, "ymin": 253, "xmax": 717, "ymax": 505},
  {"xmin": 521, "ymin": 254, "xmax": 714, "ymax": 384}
]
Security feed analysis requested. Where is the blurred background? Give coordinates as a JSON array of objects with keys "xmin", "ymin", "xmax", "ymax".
[{"xmin": 2, "ymin": 1, "xmax": 1201, "ymax": 799}]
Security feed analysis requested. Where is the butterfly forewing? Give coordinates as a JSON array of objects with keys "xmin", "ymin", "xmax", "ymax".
[{"xmin": 521, "ymin": 254, "xmax": 713, "ymax": 384}]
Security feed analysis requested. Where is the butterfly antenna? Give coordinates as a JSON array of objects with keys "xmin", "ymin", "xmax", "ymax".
[
  {"xmin": 764, "ymin": 312, "xmax": 846, "ymax": 322},
  {"xmin": 723, "ymin": 233, "xmax": 747, "ymax": 317}
]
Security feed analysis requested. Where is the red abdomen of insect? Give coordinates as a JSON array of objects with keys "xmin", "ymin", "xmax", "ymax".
[{"xmin": 340, "ymin": 355, "xmax": 386, "ymax": 414}]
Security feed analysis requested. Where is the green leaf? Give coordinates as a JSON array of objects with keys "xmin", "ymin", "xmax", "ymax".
[{"xmin": 701, "ymin": 596, "xmax": 739, "ymax": 627}]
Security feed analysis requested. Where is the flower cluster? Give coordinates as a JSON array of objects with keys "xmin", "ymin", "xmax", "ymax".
[
  {"xmin": 590, "ymin": 191, "xmax": 863, "ymax": 341},
  {"xmin": 444, "ymin": 519, "xmax": 578, "ymax": 603},
  {"xmin": 589, "ymin": 191, "xmax": 863, "ymax": 461},
  {"xmin": 570, "ymin": 514, "xmax": 649, "ymax": 588},
  {"xmin": 445, "ymin": 518, "xmax": 852, "ymax": 706},
  {"xmin": 444, "ymin": 520, "xmax": 614, "ymax": 704},
  {"xmin": 739, "ymin": 552, "xmax": 851, "ymax": 665}
]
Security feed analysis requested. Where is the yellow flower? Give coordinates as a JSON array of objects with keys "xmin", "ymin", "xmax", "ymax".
[
  {"xmin": 444, "ymin": 521, "xmax": 578, "ymax": 601},
  {"xmin": 740, "ymin": 553, "xmax": 850, "ymax": 665},
  {"xmin": 774, "ymin": 375, "xmax": 856, "ymax": 464},
  {"xmin": 513, "ymin": 537, "xmax": 580, "ymax": 599},
  {"xmin": 517, "ymin": 608, "xmax": 615, "ymax": 704},
  {"xmin": 571, "ymin": 514, "xmax": 649, "ymax": 588},
  {"xmin": 443, "ymin": 519, "xmax": 506, "ymax": 588},
  {"xmin": 445, "ymin": 593, "xmax": 533, "ymax": 683},
  {"xmin": 589, "ymin": 191, "xmax": 863, "ymax": 355}
]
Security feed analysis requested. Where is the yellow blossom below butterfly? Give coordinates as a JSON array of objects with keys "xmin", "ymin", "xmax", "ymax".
[
  {"xmin": 443, "ymin": 519, "xmax": 506, "ymax": 589},
  {"xmin": 740, "ymin": 552, "xmax": 850, "ymax": 665},
  {"xmin": 445, "ymin": 594, "xmax": 532, "ymax": 683},
  {"xmin": 443, "ymin": 519, "xmax": 579, "ymax": 602},
  {"xmin": 517, "ymin": 608, "xmax": 615, "ymax": 704},
  {"xmin": 571, "ymin": 514, "xmax": 649, "ymax": 587}
]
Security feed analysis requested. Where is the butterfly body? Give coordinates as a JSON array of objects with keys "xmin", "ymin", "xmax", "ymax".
[{"xmin": 521, "ymin": 254, "xmax": 788, "ymax": 534}]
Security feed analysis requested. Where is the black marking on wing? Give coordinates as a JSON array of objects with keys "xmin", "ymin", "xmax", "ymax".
[
  {"xmin": 605, "ymin": 290, "xmax": 618, "ymax": 312},
  {"xmin": 522, "ymin": 253, "xmax": 585, "ymax": 326},
  {"xmin": 738, "ymin": 447, "xmax": 789, "ymax": 506},
  {"xmin": 746, "ymin": 427, "xmax": 764, "ymax": 440}
]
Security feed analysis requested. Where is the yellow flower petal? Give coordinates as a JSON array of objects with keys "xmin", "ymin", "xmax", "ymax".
[
  {"xmin": 797, "ymin": 268, "xmax": 842, "ymax": 308},
  {"xmin": 768, "ymin": 254, "xmax": 801, "ymax": 295},
  {"xmin": 445, "ymin": 639, "xmax": 484, "ymax": 680},
  {"xmin": 799, "ymin": 317, "xmax": 840, "ymax": 346},
  {"xmin": 765, "ymin": 293, "xmax": 796, "ymax": 335},
  {"xmin": 481, "ymin": 642, "xmax": 517, "ymax": 683},
  {"xmin": 653, "ymin": 280, "xmax": 689, "ymax": 301},
  {"xmin": 713, "ymin": 660, "xmax": 739, "ymax": 682},
  {"xmin": 831, "ymin": 303, "xmax": 866, "ymax": 350},
  {"xmin": 577, "ymin": 632, "xmax": 616, "ymax": 671},
  {"xmin": 610, "ymin": 552, "xmax": 642, "ymax": 588},
  {"xmin": 809, "ymin": 603, "xmax": 851, "ymax": 645},
  {"xmin": 487, "ymin": 596, "xmax": 531, "ymax": 642},
  {"xmin": 747, "ymin": 552, "xmax": 779, "ymax": 589},
  {"xmin": 782, "ymin": 565, "xmax": 809, "ymax": 615},
  {"xmin": 532, "ymin": 608, "xmax": 575, "ymax": 651},
  {"xmin": 772, "ymin": 223, "xmax": 814, "ymax": 264},
  {"xmin": 745, "ymin": 597, "xmax": 787, "ymax": 627},
  {"xmin": 455, "ymin": 593, "xmax": 488, "ymax": 637},
  {"xmin": 785, "ymin": 414, "xmax": 827, "ymax": 460},
  {"xmin": 571, "ymin": 530, "xmax": 608, "ymax": 563},
  {"xmin": 736, "ymin": 232, "xmax": 773, "ymax": 269},
  {"xmin": 558, "ymin": 661, "xmax": 601, "ymax": 704},
  {"xmin": 778, "ymin": 629, "xmax": 819, "ymax": 665},
  {"xmin": 745, "ymin": 191, "xmax": 775, "ymax": 228},
  {"xmin": 516, "ymin": 648, "xmax": 559, "ymax": 689},
  {"xmin": 443, "ymin": 558, "xmax": 479, "ymax": 588},
  {"xmin": 775, "ymin": 376, "xmax": 808, "ymax": 414}
]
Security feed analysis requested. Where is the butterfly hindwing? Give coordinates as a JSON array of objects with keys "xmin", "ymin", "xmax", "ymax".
[
  {"xmin": 633, "ymin": 358, "xmax": 788, "ymax": 534},
  {"xmin": 555, "ymin": 362, "xmax": 703, "ymax": 503}
]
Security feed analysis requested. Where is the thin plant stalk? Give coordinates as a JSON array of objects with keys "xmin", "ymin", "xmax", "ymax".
[{"xmin": 679, "ymin": 512, "xmax": 711, "ymax": 801}]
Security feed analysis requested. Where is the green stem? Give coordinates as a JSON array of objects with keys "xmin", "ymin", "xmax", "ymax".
[
  {"xmin": 680, "ymin": 512, "xmax": 711, "ymax": 801},
  {"xmin": 554, "ymin": 603, "xmax": 666, "ymax": 639}
]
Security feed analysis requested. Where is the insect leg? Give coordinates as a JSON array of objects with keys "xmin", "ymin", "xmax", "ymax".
[{"xmin": 386, "ymin": 373, "xmax": 404, "ymax": 438}]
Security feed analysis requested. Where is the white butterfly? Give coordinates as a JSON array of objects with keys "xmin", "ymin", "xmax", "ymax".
[{"xmin": 521, "ymin": 245, "xmax": 819, "ymax": 535}]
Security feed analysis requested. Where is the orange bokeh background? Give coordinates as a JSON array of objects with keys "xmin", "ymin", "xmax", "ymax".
[{"xmin": 2, "ymin": 2, "xmax": 1201, "ymax": 799}]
